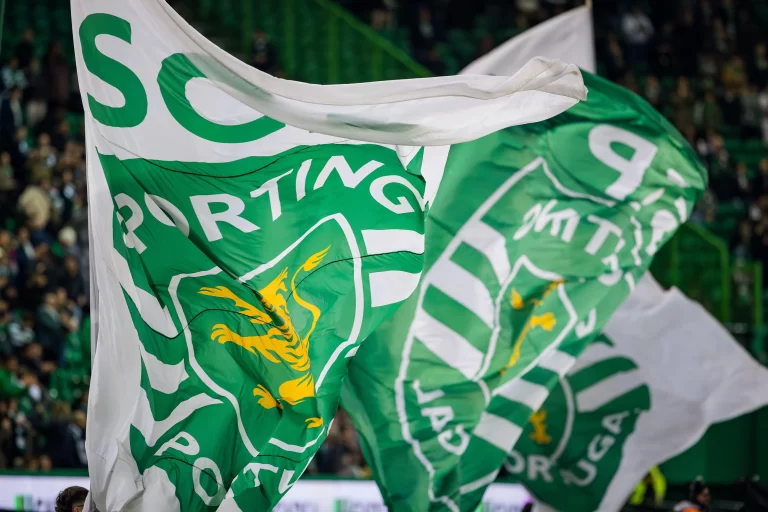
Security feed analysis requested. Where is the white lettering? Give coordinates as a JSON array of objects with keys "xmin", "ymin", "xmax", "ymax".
[
  {"xmin": 422, "ymin": 406, "xmax": 454, "ymax": 433},
  {"xmin": 250, "ymin": 169, "xmax": 293, "ymax": 221},
  {"xmin": 437, "ymin": 425, "xmax": 469, "ymax": 456},
  {"xmin": 314, "ymin": 156, "xmax": 383, "ymax": 190},
  {"xmin": 192, "ymin": 457, "xmax": 225, "ymax": 506},
  {"xmin": 115, "ymin": 193, "xmax": 147, "ymax": 253},
  {"xmin": 514, "ymin": 200, "xmax": 579, "ymax": 243},
  {"xmin": 145, "ymin": 194, "xmax": 190, "ymax": 237},
  {"xmin": 506, "ymin": 451, "xmax": 525, "ymax": 474},
  {"xmin": 278, "ymin": 469, "xmax": 298, "ymax": 494},
  {"xmin": 645, "ymin": 210, "xmax": 678, "ymax": 256},
  {"xmin": 413, "ymin": 380, "xmax": 445, "ymax": 405},
  {"xmin": 370, "ymin": 175, "xmax": 426, "ymax": 214},
  {"xmin": 602, "ymin": 411, "xmax": 629, "ymax": 435},
  {"xmin": 190, "ymin": 194, "xmax": 259, "ymax": 242},
  {"xmin": 295, "ymin": 159, "xmax": 312, "ymax": 201},
  {"xmin": 245, "ymin": 462, "xmax": 278, "ymax": 487},
  {"xmin": 528, "ymin": 455, "xmax": 554, "ymax": 482},
  {"xmin": 584, "ymin": 215, "xmax": 622, "ymax": 256},
  {"xmin": 589, "ymin": 124, "xmax": 658, "ymax": 200},
  {"xmin": 576, "ymin": 309, "xmax": 597, "ymax": 338},
  {"xmin": 587, "ymin": 435, "xmax": 615, "ymax": 461},
  {"xmin": 155, "ymin": 431, "xmax": 200, "ymax": 457},
  {"xmin": 561, "ymin": 460, "xmax": 597, "ymax": 486}
]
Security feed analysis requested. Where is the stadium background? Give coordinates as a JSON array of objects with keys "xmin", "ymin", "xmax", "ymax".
[{"xmin": 0, "ymin": 0, "xmax": 766, "ymax": 509}]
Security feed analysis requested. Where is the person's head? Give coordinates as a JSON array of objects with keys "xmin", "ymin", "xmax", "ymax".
[
  {"xmin": 59, "ymin": 226, "xmax": 77, "ymax": 248},
  {"xmin": 8, "ymin": 87, "xmax": 21, "ymax": 102},
  {"xmin": 689, "ymin": 480, "xmax": 711, "ymax": 507},
  {"xmin": 705, "ymin": 90, "xmax": 716, "ymax": 103},
  {"xmin": 40, "ymin": 454, "xmax": 53, "ymax": 472},
  {"xmin": 252, "ymin": 29, "xmax": 267, "ymax": 42},
  {"xmin": 64, "ymin": 255, "xmax": 79, "ymax": 276},
  {"xmin": 55, "ymin": 485, "xmax": 88, "ymax": 512},
  {"xmin": 43, "ymin": 291, "xmax": 58, "ymax": 307},
  {"xmin": 23, "ymin": 343, "xmax": 43, "ymax": 362},
  {"xmin": 682, "ymin": 8, "xmax": 694, "ymax": 25},
  {"xmin": 6, "ymin": 57, "xmax": 18, "ymax": 70},
  {"xmin": 677, "ymin": 76, "xmax": 690, "ymax": 93},
  {"xmin": 15, "ymin": 126, "xmax": 28, "ymax": 142},
  {"xmin": 418, "ymin": 5, "xmax": 432, "ymax": 21},
  {"xmin": 38, "ymin": 132, "xmax": 51, "ymax": 148},
  {"xmin": 22, "ymin": 29, "xmax": 34, "ymax": 43},
  {"xmin": 737, "ymin": 162, "xmax": 748, "ymax": 175},
  {"xmin": 0, "ymin": 152, "xmax": 10, "ymax": 167},
  {"xmin": 758, "ymin": 42, "xmax": 767, "ymax": 57},
  {"xmin": 73, "ymin": 409, "xmax": 87, "ymax": 429}
]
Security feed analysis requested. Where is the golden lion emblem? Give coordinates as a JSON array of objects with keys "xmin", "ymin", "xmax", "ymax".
[
  {"xmin": 529, "ymin": 409, "xmax": 552, "ymax": 445},
  {"xmin": 503, "ymin": 280, "xmax": 561, "ymax": 372},
  {"xmin": 198, "ymin": 246, "xmax": 330, "ymax": 429}
]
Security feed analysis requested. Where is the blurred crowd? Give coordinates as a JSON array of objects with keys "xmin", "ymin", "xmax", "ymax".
[{"xmin": 0, "ymin": 29, "xmax": 90, "ymax": 471}]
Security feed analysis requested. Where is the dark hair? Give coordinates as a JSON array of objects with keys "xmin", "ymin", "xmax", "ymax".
[
  {"xmin": 55, "ymin": 486, "xmax": 89, "ymax": 512},
  {"xmin": 689, "ymin": 479, "xmax": 708, "ymax": 501}
]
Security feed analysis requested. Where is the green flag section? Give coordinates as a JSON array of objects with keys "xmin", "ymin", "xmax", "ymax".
[
  {"xmin": 342, "ymin": 71, "xmax": 707, "ymax": 512},
  {"xmin": 73, "ymin": 2, "xmax": 588, "ymax": 512},
  {"xmin": 508, "ymin": 275, "xmax": 768, "ymax": 512}
]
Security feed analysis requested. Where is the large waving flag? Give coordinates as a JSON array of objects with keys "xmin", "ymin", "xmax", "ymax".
[
  {"xmin": 73, "ymin": 2, "xmax": 587, "ymax": 511},
  {"xmin": 507, "ymin": 275, "xmax": 768, "ymax": 512},
  {"xmin": 341, "ymin": 9, "xmax": 707, "ymax": 512}
]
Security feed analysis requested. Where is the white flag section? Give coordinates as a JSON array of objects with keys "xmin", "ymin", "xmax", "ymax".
[
  {"xmin": 595, "ymin": 275, "xmax": 768, "ymax": 511},
  {"xmin": 461, "ymin": 6, "xmax": 595, "ymax": 76},
  {"xmin": 73, "ymin": 1, "xmax": 588, "ymax": 511}
]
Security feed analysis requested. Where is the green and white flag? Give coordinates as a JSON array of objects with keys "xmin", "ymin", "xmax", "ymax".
[
  {"xmin": 342, "ymin": 71, "xmax": 706, "ymax": 511},
  {"xmin": 507, "ymin": 275, "xmax": 768, "ymax": 511},
  {"xmin": 73, "ymin": 2, "xmax": 587, "ymax": 511}
]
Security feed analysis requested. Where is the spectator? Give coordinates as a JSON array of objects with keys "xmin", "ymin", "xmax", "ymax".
[
  {"xmin": 671, "ymin": 77, "xmax": 696, "ymax": 130},
  {"xmin": 1, "ymin": 58, "xmax": 27, "ymax": 92},
  {"xmin": 251, "ymin": 30, "xmax": 278, "ymax": 75},
  {"xmin": 15, "ymin": 29, "xmax": 36, "ymax": 71},
  {"xmin": 0, "ymin": 88, "xmax": 24, "ymax": 145},
  {"xmin": 44, "ymin": 42, "xmax": 71, "ymax": 109},
  {"xmin": 742, "ymin": 84, "xmax": 763, "ymax": 138},
  {"xmin": 55, "ymin": 485, "xmax": 89, "ymax": 512},
  {"xmin": 604, "ymin": 33, "xmax": 626, "ymax": 82},
  {"xmin": 674, "ymin": 480, "xmax": 711, "ymax": 511},
  {"xmin": 644, "ymin": 75, "xmax": 662, "ymax": 109},
  {"xmin": 621, "ymin": 4, "xmax": 654, "ymax": 68},
  {"xmin": 696, "ymin": 89, "xmax": 724, "ymax": 132},
  {"xmin": 722, "ymin": 55, "xmax": 748, "ymax": 96},
  {"xmin": 752, "ymin": 42, "xmax": 768, "ymax": 87},
  {"xmin": 410, "ymin": 5, "xmax": 441, "ymax": 62}
]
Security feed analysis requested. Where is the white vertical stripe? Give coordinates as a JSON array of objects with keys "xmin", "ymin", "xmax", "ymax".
[
  {"xmin": 472, "ymin": 412, "xmax": 523, "ymax": 452},
  {"xmin": 362, "ymin": 229, "xmax": 425, "ymax": 256},
  {"xmin": 369, "ymin": 271, "xmax": 422, "ymax": 307},
  {"xmin": 576, "ymin": 369, "xmax": 645, "ymax": 412},
  {"xmin": 412, "ymin": 310, "xmax": 484, "ymax": 379},
  {"xmin": 140, "ymin": 344, "xmax": 188, "ymax": 394},
  {"xmin": 494, "ymin": 378, "xmax": 551, "ymax": 410},
  {"xmin": 538, "ymin": 350, "xmax": 575, "ymax": 376},
  {"xmin": 422, "ymin": 145, "xmax": 451, "ymax": 206},
  {"xmin": 460, "ymin": 220, "xmax": 511, "ymax": 284},
  {"xmin": 430, "ymin": 260, "xmax": 495, "ymax": 327}
]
